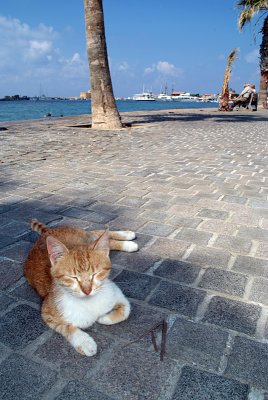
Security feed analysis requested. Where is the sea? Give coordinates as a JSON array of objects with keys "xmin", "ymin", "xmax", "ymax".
[{"xmin": 0, "ymin": 99, "xmax": 218, "ymax": 123}]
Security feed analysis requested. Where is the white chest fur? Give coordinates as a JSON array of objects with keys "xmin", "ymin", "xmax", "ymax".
[{"xmin": 55, "ymin": 279, "xmax": 123, "ymax": 329}]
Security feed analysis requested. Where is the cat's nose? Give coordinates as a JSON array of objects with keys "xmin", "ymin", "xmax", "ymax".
[{"xmin": 81, "ymin": 285, "xmax": 92, "ymax": 295}]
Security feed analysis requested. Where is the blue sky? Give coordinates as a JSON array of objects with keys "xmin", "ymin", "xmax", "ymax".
[{"xmin": 0, "ymin": 0, "xmax": 262, "ymax": 97}]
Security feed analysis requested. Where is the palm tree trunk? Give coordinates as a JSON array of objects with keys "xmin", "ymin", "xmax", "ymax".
[
  {"xmin": 84, "ymin": 0, "xmax": 122, "ymax": 129},
  {"xmin": 259, "ymin": 16, "xmax": 268, "ymax": 108}
]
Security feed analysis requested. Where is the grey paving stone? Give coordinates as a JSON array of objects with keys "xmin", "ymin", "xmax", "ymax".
[
  {"xmin": 0, "ymin": 353, "xmax": 56, "ymax": 400},
  {"xmin": 113, "ymin": 270, "xmax": 160, "ymax": 300},
  {"xmin": 35, "ymin": 332, "xmax": 115, "ymax": 380},
  {"xmin": 61, "ymin": 207, "xmax": 116, "ymax": 224},
  {"xmin": 0, "ymin": 234, "xmax": 17, "ymax": 249},
  {"xmin": 233, "ymin": 256, "xmax": 268, "ymax": 277},
  {"xmin": 0, "ymin": 220, "xmax": 30, "ymax": 237},
  {"xmin": 203, "ymin": 296, "xmax": 261, "ymax": 335},
  {"xmin": 167, "ymin": 317, "xmax": 228, "ymax": 370},
  {"xmin": 0, "ymin": 304, "xmax": 47, "ymax": 349},
  {"xmin": 0, "ymin": 240, "xmax": 32, "ymax": 262},
  {"xmin": 139, "ymin": 222, "xmax": 175, "ymax": 237},
  {"xmin": 198, "ymin": 268, "xmax": 248, "ymax": 297},
  {"xmin": 9, "ymin": 281, "xmax": 41, "ymax": 305},
  {"xmin": 56, "ymin": 381, "xmax": 113, "ymax": 400},
  {"xmin": 0, "ymin": 293, "xmax": 14, "ymax": 313},
  {"xmin": 226, "ymin": 336, "xmax": 268, "ymax": 390},
  {"xmin": 249, "ymin": 277, "xmax": 268, "ymax": 305},
  {"xmin": 167, "ymin": 216, "xmax": 203, "ymax": 228},
  {"xmin": 237, "ymin": 226, "xmax": 268, "ymax": 241},
  {"xmin": 175, "ymin": 227, "xmax": 212, "ymax": 245},
  {"xmin": 146, "ymin": 237, "xmax": 190, "ymax": 260},
  {"xmin": 153, "ymin": 259, "xmax": 201, "ymax": 284},
  {"xmin": 187, "ymin": 246, "xmax": 231, "ymax": 269},
  {"xmin": 148, "ymin": 281, "xmax": 206, "ymax": 317},
  {"xmin": 110, "ymin": 250, "xmax": 160, "ymax": 273},
  {"xmin": 197, "ymin": 208, "xmax": 229, "ymax": 220},
  {"xmin": 90, "ymin": 346, "xmax": 179, "ymax": 400},
  {"xmin": 222, "ymin": 195, "xmax": 247, "ymax": 204},
  {"xmin": 172, "ymin": 366, "xmax": 249, "ymax": 400},
  {"xmin": 213, "ymin": 234, "xmax": 252, "ymax": 254},
  {"xmin": 0, "ymin": 259, "xmax": 23, "ymax": 289}
]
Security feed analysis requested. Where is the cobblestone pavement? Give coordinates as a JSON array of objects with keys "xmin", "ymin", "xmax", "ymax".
[{"xmin": 0, "ymin": 108, "xmax": 268, "ymax": 399}]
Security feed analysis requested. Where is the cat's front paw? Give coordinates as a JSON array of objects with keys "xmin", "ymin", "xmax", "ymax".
[{"xmin": 71, "ymin": 330, "xmax": 97, "ymax": 357}]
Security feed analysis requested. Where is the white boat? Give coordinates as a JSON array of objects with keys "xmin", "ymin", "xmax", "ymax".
[
  {"xmin": 171, "ymin": 92, "xmax": 199, "ymax": 102},
  {"xmin": 132, "ymin": 92, "xmax": 155, "ymax": 101},
  {"xmin": 157, "ymin": 93, "xmax": 172, "ymax": 101}
]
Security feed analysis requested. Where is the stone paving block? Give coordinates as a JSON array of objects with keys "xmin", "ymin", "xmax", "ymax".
[
  {"xmin": 55, "ymin": 381, "xmax": 113, "ymax": 400},
  {"xmin": 255, "ymin": 241, "xmax": 268, "ymax": 259},
  {"xmin": 0, "ymin": 259, "xmax": 23, "ymax": 289},
  {"xmin": 167, "ymin": 215, "xmax": 203, "ymax": 228},
  {"xmin": 0, "ymin": 293, "xmax": 14, "ymax": 313},
  {"xmin": 0, "ymin": 353, "xmax": 56, "ymax": 400},
  {"xmin": 221, "ymin": 195, "xmax": 248, "ymax": 204},
  {"xmin": 110, "ymin": 249, "xmax": 160, "ymax": 273},
  {"xmin": 167, "ymin": 317, "xmax": 228, "ymax": 370},
  {"xmin": 172, "ymin": 366, "xmax": 249, "ymax": 400},
  {"xmin": 0, "ymin": 240, "xmax": 32, "ymax": 262},
  {"xmin": 0, "ymin": 234, "xmax": 17, "ymax": 249},
  {"xmin": 0, "ymin": 220, "xmax": 31, "ymax": 237},
  {"xmin": 197, "ymin": 208, "xmax": 229, "ymax": 220},
  {"xmin": 0, "ymin": 304, "xmax": 47, "ymax": 349},
  {"xmin": 146, "ymin": 237, "xmax": 190, "ymax": 260},
  {"xmin": 226, "ymin": 336, "xmax": 268, "ymax": 390},
  {"xmin": 153, "ymin": 259, "xmax": 201, "ymax": 284},
  {"xmin": 213, "ymin": 234, "xmax": 252, "ymax": 254},
  {"xmin": 203, "ymin": 296, "xmax": 261, "ymax": 335},
  {"xmin": 35, "ymin": 331, "xmax": 115, "ymax": 380},
  {"xmin": 139, "ymin": 222, "xmax": 175, "ymax": 237},
  {"xmin": 113, "ymin": 270, "xmax": 160, "ymax": 300},
  {"xmin": 186, "ymin": 246, "xmax": 231, "ymax": 269},
  {"xmin": 9, "ymin": 280, "xmax": 41, "ymax": 305},
  {"xmin": 148, "ymin": 281, "xmax": 206, "ymax": 317},
  {"xmin": 248, "ymin": 277, "xmax": 268, "ymax": 305},
  {"xmin": 233, "ymin": 255, "xmax": 268, "ymax": 277},
  {"xmin": 61, "ymin": 207, "xmax": 116, "ymax": 224},
  {"xmin": 237, "ymin": 226, "xmax": 268, "ymax": 241},
  {"xmin": 198, "ymin": 268, "xmax": 248, "ymax": 297},
  {"xmin": 198, "ymin": 220, "xmax": 237, "ymax": 235},
  {"xmin": 89, "ymin": 346, "xmax": 179, "ymax": 400},
  {"xmin": 175, "ymin": 227, "xmax": 212, "ymax": 245}
]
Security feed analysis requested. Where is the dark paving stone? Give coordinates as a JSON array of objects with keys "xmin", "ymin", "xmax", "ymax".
[
  {"xmin": 35, "ymin": 332, "xmax": 114, "ymax": 380},
  {"xmin": 0, "ymin": 259, "xmax": 23, "ymax": 289},
  {"xmin": 175, "ymin": 228, "xmax": 212, "ymax": 245},
  {"xmin": 186, "ymin": 246, "xmax": 231, "ymax": 269},
  {"xmin": 226, "ymin": 336, "xmax": 268, "ymax": 390},
  {"xmin": 203, "ymin": 296, "xmax": 261, "ymax": 335},
  {"xmin": 139, "ymin": 222, "xmax": 175, "ymax": 237},
  {"xmin": 0, "ymin": 293, "xmax": 14, "ymax": 313},
  {"xmin": 110, "ymin": 250, "xmax": 160, "ymax": 273},
  {"xmin": 9, "ymin": 281, "xmax": 41, "ymax": 305},
  {"xmin": 146, "ymin": 237, "xmax": 190, "ymax": 260},
  {"xmin": 0, "ymin": 304, "xmax": 47, "ymax": 349},
  {"xmin": 90, "ymin": 346, "xmax": 179, "ymax": 400},
  {"xmin": 197, "ymin": 208, "xmax": 229, "ymax": 220},
  {"xmin": 0, "ymin": 353, "xmax": 56, "ymax": 400},
  {"xmin": 153, "ymin": 259, "xmax": 200, "ymax": 284},
  {"xmin": 167, "ymin": 318, "xmax": 228, "ymax": 370},
  {"xmin": 198, "ymin": 268, "xmax": 248, "ymax": 297},
  {"xmin": 56, "ymin": 381, "xmax": 113, "ymax": 400},
  {"xmin": 249, "ymin": 277, "xmax": 268, "ymax": 305},
  {"xmin": 0, "ymin": 240, "xmax": 32, "ymax": 262},
  {"xmin": 148, "ymin": 281, "xmax": 206, "ymax": 317},
  {"xmin": 233, "ymin": 256, "xmax": 268, "ymax": 277},
  {"xmin": 113, "ymin": 270, "xmax": 160, "ymax": 300},
  {"xmin": 0, "ymin": 234, "xmax": 17, "ymax": 249},
  {"xmin": 61, "ymin": 207, "xmax": 116, "ymax": 224},
  {"xmin": 0, "ymin": 220, "xmax": 30, "ymax": 237},
  {"xmin": 172, "ymin": 366, "xmax": 249, "ymax": 400}
]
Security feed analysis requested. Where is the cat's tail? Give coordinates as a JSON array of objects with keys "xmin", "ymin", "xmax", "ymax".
[{"xmin": 31, "ymin": 219, "xmax": 48, "ymax": 235}]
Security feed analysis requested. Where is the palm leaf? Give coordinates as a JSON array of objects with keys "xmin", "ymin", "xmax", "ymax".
[{"xmin": 219, "ymin": 48, "xmax": 238, "ymax": 110}]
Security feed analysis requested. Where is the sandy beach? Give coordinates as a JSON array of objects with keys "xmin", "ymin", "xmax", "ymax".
[{"xmin": 1, "ymin": 107, "xmax": 268, "ymax": 399}]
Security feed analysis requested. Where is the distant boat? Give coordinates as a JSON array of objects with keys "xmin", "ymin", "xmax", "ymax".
[
  {"xmin": 171, "ymin": 92, "xmax": 199, "ymax": 102},
  {"xmin": 132, "ymin": 92, "xmax": 155, "ymax": 101},
  {"xmin": 157, "ymin": 93, "xmax": 172, "ymax": 101}
]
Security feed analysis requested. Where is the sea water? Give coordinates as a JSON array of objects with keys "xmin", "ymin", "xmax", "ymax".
[{"xmin": 0, "ymin": 99, "xmax": 218, "ymax": 123}]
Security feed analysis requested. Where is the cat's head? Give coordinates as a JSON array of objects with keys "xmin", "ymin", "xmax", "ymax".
[{"xmin": 46, "ymin": 231, "xmax": 111, "ymax": 297}]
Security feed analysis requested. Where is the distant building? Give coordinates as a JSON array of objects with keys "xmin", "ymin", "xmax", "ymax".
[{"xmin": 80, "ymin": 91, "xmax": 91, "ymax": 100}]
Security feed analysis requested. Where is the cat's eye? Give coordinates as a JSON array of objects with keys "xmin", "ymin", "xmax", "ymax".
[{"xmin": 71, "ymin": 276, "xmax": 79, "ymax": 281}]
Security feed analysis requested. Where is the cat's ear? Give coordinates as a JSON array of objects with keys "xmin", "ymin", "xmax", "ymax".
[
  {"xmin": 46, "ymin": 236, "xmax": 68, "ymax": 266},
  {"xmin": 92, "ymin": 230, "xmax": 110, "ymax": 256}
]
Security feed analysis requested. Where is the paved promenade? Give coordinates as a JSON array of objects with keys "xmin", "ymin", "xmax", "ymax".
[{"xmin": 0, "ymin": 108, "xmax": 268, "ymax": 399}]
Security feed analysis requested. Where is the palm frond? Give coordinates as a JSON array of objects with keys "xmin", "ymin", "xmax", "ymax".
[
  {"xmin": 237, "ymin": 0, "xmax": 268, "ymax": 29},
  {"xmin": 219, "ymin": 48, "xmax": 238, "ymax": 110}
]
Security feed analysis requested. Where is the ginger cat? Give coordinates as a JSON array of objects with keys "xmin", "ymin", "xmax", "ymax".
[{"xmin": 24, "ymin": 219, "xmax": 138, "ymax": 356}]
